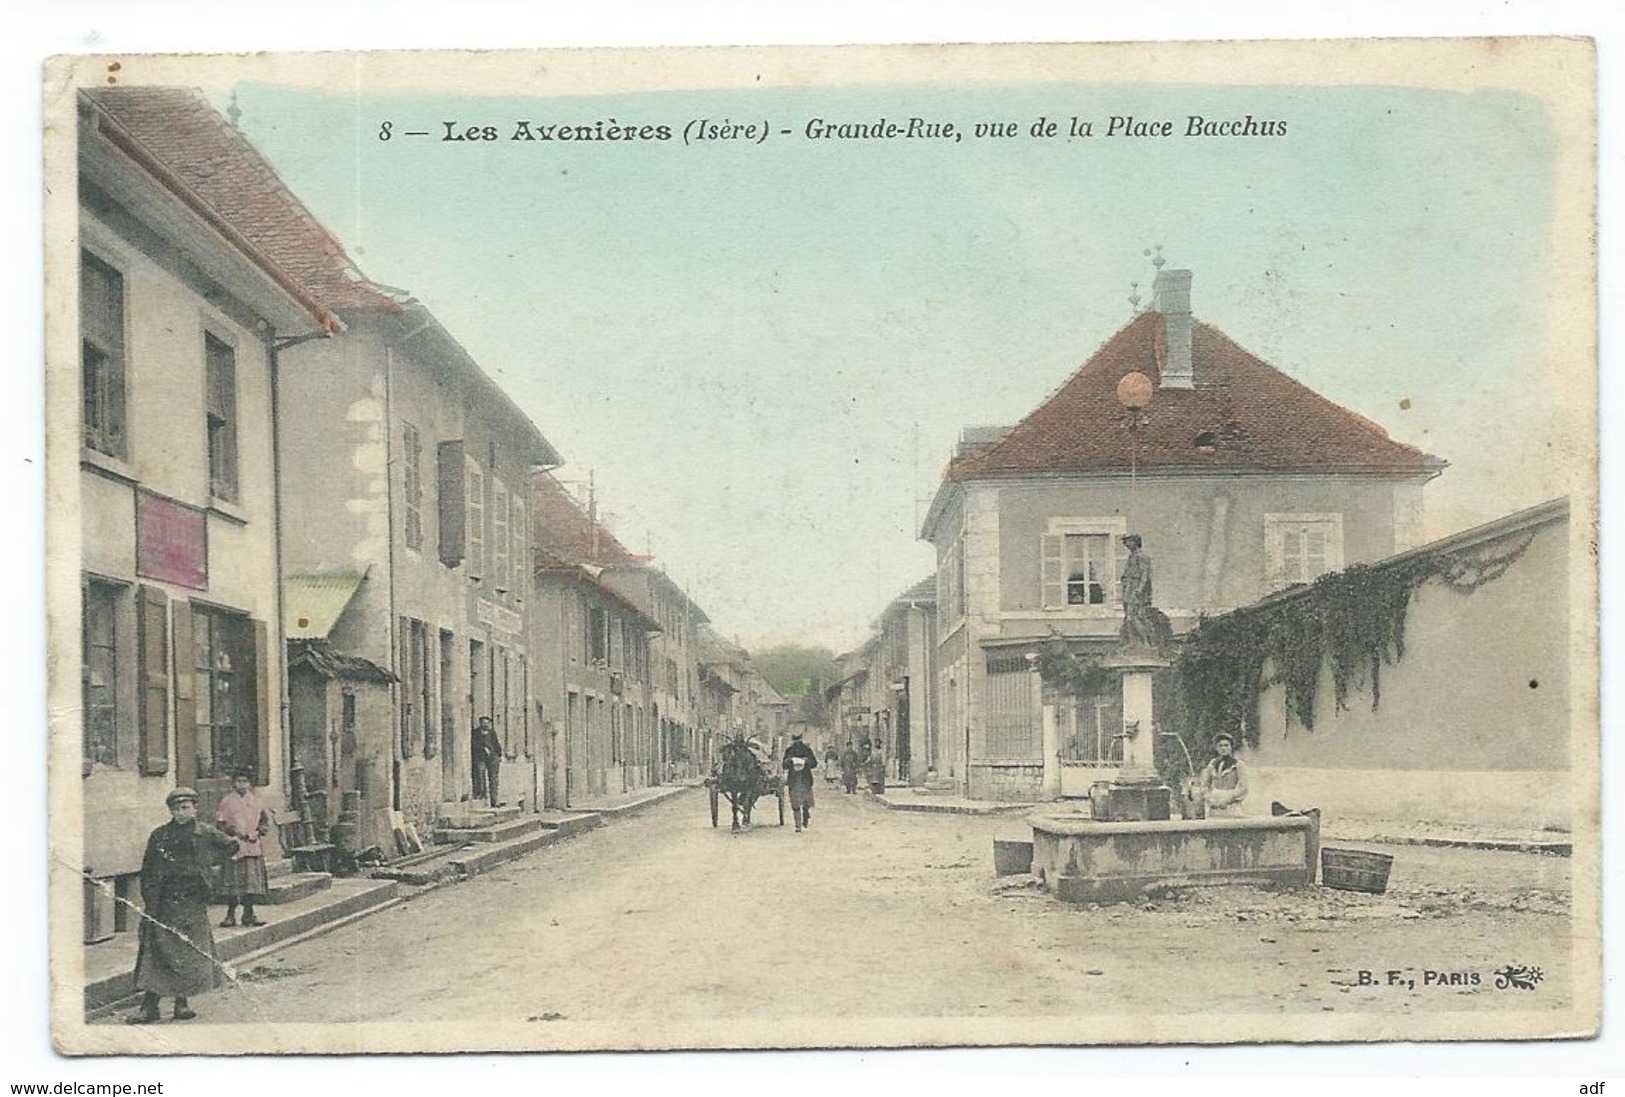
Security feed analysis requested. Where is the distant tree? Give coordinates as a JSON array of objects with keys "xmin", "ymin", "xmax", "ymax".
[
  {"xmin": 753, "ymin": 644, "xmax": 840, "ymax": 699},
  {"xmin": 795, "ymin": 679, "xmax": 832, "ymax": 727}
]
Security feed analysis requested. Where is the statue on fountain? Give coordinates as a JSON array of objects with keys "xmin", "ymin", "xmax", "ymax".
[{"xmin": 1117, "ymin": 533, "xmax": 1173, "ymax": 654}]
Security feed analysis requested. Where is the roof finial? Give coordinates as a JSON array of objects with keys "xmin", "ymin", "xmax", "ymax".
[
  {"xmin": 226, "ymin": 90, "xmax": 242, "ymax": 130},
  {"xmin": 1146, "ymin": 244, "xmax": 1166, "ymax": 271},
  {"xmin": 1128, "ymin": 281, "xmax": 1142, "ymax": 313}
]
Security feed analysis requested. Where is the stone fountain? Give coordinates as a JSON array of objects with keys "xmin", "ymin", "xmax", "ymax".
[{"xmin": 1024, "ymin": 534, "xmax": 1319, "ymax": 903}]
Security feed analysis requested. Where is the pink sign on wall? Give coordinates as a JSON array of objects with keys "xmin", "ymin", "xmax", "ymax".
[{"xmin": 136, "ymin": 491, "xmax": 208, "ymax": 590}]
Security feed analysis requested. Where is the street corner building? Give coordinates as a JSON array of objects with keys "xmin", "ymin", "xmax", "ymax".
[
  {"xmin": 918, "ymin": 265, "xmax": 1454, "ymax": 802},
  {"xmin": 65, "ymin": 85, "xmax": 577, "ymax": 934},
  {"xmin": 72, "ymin": 86, "xmax": 344, "ymax": 936}
]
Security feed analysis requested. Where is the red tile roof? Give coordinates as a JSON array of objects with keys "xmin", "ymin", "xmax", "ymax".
[
  {"xmin": 949, "ymin": 311, "xmax": 1441, "ymax": 480},
  {"xmin": 84, "ymin": 87, "xmax": 398, "ymax": 315},
  {"xmin": 531, "ymin": 474, "xmax": 646, "ymax": 569}
]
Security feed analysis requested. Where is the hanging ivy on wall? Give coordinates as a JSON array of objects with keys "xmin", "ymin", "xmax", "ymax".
[
  {"xmin": 1172, "ymin": 529, "xmax": 1538, "ymax": 750},
  {"xmin": 1036, "ymin": 633, "xmax": 1115, "ymax": 698}
]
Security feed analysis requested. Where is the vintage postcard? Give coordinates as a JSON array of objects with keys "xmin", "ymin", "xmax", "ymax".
[{"xmin": 43, "ymin": 39, "xmax": 1598, "ymax": 1055}]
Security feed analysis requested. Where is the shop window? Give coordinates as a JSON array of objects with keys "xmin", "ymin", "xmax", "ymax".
[
  {"xmin": 190, "ymin": 607, "xmax": 257, "ymax": 779},
  {"xmin": 81, "ymin": 580, "xmax": 124, "ymax": 770}
]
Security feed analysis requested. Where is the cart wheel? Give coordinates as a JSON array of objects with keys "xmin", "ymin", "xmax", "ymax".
[
  {"xmin": 777, "ymin": 785, "xmax": 787, "ymax": 826},
  {"xmin": 709, "ymin": 785, "xmax": 719, "ymax": 827}
]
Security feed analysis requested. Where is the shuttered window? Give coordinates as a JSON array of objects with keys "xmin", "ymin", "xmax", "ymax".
[
  {"xmin": 492, "ymin": 480, "xmax": 510, "ymax": 593},
  {"xmin": 466, "ymin": 462, "xmax": 485, "ymax": 579},
  {"xmin": 437, "ymin": 441, "xmax": 466, "ymax": 566},
  {"xmin": 982, "ymin": 653, "xmax": 1038, "ymax": 759},
  {"xmin": 511, "ymin": 493, "xmax": 527, "ymax": 602},
  {"xmin": 403, "ymin": 423, "xmax": 423, "ymax": 551},
  {"xmin": 399, "ymin": 617, "xmax": 430, "ymax": 758},
  {"xmin": 81, "ymin": 251, "xmax": 127, "ymax": 459},
  {"xmin": 1265, "ymin": 514, "xmax": 1344, "ymax": 592},
  {"xmin": 205, "ymin": 333, "xmax": 239, "ymax": 502},
  {"xmin": 134, "ymin": 584, "xmax": 168, "ymax": 775},
  {"xmin": 1041, "ymin": 518, "xmax": 1126, "ymax": 609}
]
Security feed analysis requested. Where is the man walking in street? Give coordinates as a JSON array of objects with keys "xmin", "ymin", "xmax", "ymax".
[
  {"xmin": 128, "ymin": 787, "xmax": 238, "ymax": 1024},
  {"xmin": 782, "ymin": 730, "xmax": 819, "ymax": 831},
  {"xmin": 839, "ymin": 740, "xmax": 860, "ymax": 794},
  {"xmin": 472, "ymin": 716, "xmax": 503, "ymax": 807}
]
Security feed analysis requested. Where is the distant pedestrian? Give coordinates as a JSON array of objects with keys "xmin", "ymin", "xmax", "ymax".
[
  {"xmin": 128, "ymin": 787, "xmax": 238, "ymax": 1024},
  {"xmin": 823, "ymin": 745, "xmax": 839, "ymax": 784},
  {"xmin": 865, "ymin": 742, "xmax": 888, "ymax": 795},
  {"xmin": 472, "ymin": 717, "xmax": 503, "ymax": 806},
  {"xmin": 215, "ymin": 769, "xmax": 273, "ymax": 928},
  {"xmin": 1198, "ymin": 732, "xmax": 1249, "ymax": 816},
  {"xmin": 839, "ymin": 741, "xmax": 860, "ymax": 794},
  {"xmin": 782, "ymin": 731, "xmax": 818, "ymax": 831}
]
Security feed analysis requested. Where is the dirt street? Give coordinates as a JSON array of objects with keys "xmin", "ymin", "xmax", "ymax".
[{"xmin": 103, "ymin": 787, "xmax": 1572, "ymax": 1029}]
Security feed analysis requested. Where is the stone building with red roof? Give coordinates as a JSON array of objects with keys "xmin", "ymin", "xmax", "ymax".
[
  {"xmin": 528, "ymin": 473, "xmax": 667, "ymax": 805},
  {"xmin": 71, "ymin": 86, "xmax": 365, "ymax": 924},
  {"xmin": 77, "ymin": 86, "xmax": 565, "ymax": 850},
  {"xmin": 919, "ymin": 266, "xmax": 1444, "ymax": 801}
]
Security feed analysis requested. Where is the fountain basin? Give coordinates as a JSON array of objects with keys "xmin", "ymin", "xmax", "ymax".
[{"xmin": 1028, "ymin": 813, "xmax": 1320, "ymax": 904}]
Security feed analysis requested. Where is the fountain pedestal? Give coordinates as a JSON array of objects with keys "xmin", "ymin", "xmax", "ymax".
[{"xmin": 1093, "ymin": 649, "xmax": 1172, "ymax": 822}]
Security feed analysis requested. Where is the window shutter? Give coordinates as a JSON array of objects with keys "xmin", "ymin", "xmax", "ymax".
[
  {"xmin": 136, "ymin": 585, "xmax": 170, "ymax": 776},
  {"xmin": 171, "ymin": 602, "xmax": 196, "ymax": 787},
  {"xmin": 423, "ymin": 629, "xmax": 438, "ymax": 759},
  {"xmin": 1041, "ymin": 534, "xmax": 1064, "ymax": 609},
  {"xmin": 399, "ymin": 617, "xmax": 413, "ymax": 759},
  {"xmin": 252, "ymin": 618, "xmax": 272, "ymax": 786},
  {"xmin": 437, "ymin": 440, "xmax": 466, "ymax": 566},
  {"xmin": 466, "ymin": 465, "xmax": 485, "ymax": 579},
  {"xmin": 1264, "ymin": 524, "xmax": 1285, "ymax": 590}
]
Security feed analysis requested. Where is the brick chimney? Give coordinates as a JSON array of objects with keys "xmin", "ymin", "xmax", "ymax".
[{"xmin": 1152, "ymin": 268, "xmax": 1194, "ymax": 390}]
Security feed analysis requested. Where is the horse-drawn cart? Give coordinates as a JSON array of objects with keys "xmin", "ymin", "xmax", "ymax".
[{"xmin": 706, "ymin": 740, "xmax": 786, "ymax": 830}]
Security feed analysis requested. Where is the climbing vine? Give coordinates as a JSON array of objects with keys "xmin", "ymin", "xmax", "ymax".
[
  {"xmin": 1036, "ymin": 633, "xmax": 1115, "ymax": 698},
  {"xmin": 1172, "ymin": 529, "xmax": 1538, "ymax": 750}
]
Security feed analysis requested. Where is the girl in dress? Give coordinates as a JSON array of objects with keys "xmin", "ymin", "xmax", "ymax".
[{"xmin": 215, "ymin": 769, "xmax": 274, "ymax": 927}]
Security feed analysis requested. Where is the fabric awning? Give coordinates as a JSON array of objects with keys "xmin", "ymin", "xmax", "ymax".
[{"xmin": 283, "ymin": 570, "xmax": 365, "ymax": 640}]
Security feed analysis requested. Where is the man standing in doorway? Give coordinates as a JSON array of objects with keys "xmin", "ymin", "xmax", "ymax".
[{"xmin": 472, "ymin": 716, "xmax": 503, "ymax": 807}]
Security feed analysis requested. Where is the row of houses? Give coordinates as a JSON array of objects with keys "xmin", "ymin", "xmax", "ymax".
[
  {"xmin": 69, "ymin": 87, "xmax": 775, "ymax": 934},
  {"xmin": 831, "ymin": 263, "xmax": 1571, "ymax": 828}
]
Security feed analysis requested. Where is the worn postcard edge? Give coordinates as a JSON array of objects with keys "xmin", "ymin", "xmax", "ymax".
[{"xmin": 40, "ymin": 39, "xmax": 1601, "ymax": 1055}]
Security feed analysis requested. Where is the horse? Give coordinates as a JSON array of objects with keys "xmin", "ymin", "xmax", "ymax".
[{"xmin": 714, "ymin": 738, "xmax": 766, "ymax": 831}]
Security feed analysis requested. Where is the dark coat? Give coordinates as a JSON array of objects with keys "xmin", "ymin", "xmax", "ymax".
[
  {"xmin": 838, "ymin": 748, "xmax": 860, "ymax": 778},
  {"xmin": 782, "ymin": 740, "xmax": 818, "ymax": 802},
  {"xmin": 472, "ymin": 726, "xmax": 502, "ymax": 764},
  {"xmin": 132, "ymin": 819, "xmax": 237, "ymax": 997}
]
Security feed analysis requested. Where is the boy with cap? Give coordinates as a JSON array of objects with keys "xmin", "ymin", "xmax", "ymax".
[{"xmin": 128, "ymin": 787, "xmax": 238, "ymax": 1024}]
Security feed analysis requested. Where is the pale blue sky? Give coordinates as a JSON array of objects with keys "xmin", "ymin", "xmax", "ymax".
[{"xmin": 228, "ymin": 79, "xmax": 1559, "ymax": 651}]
